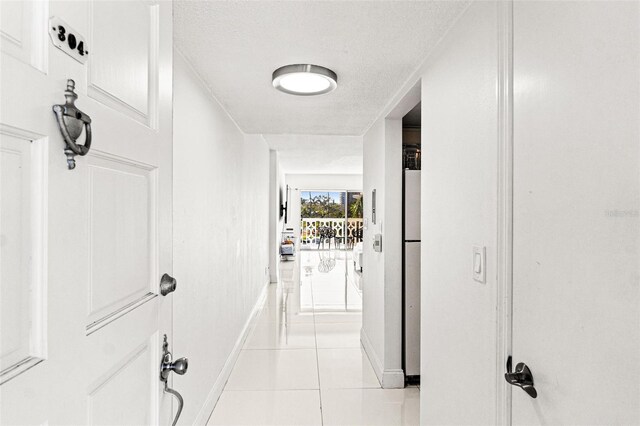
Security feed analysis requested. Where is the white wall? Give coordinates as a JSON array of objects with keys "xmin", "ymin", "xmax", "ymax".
[
  {"xmin": 268, "ymin": 150, "xmax": 286, "ymax": 283},
  {"xmin": 362, "ymin": 119, "xmax": 386, "ymax": 384},
  {"xmin": 361, "ymin": 117, "xmax": 405, "ymax": 388},
  {"xmin": 286, "ymin": 173, "xmax": 363, "ymax": 191},
  {"xmin": 360, "ymin": 0, "xmax": 498, "ymax": 413},
  {"xmin": 173, "ymin": 52, "xmax": 270, "ymax": 424},
  {"xmin": 361, "ymin": 1, "xmax": 640, "ymax": 423},
  {"xmin": 420, "ymin": 2, "xmax": 499, "ymax": 423},
  {"xmin": 264, "ymin": 135, "xmax": 363, "ymax": 175}
]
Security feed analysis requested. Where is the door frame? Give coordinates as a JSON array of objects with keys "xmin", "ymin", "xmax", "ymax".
[{"xmin": 496, "ymin": 1, "xmax": 514, "ymax": 424}]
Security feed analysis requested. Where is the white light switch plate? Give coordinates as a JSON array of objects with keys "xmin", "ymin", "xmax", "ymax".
[
  {"xmin": 373, "ymin": 234, "xmax": 383, "ymax": 252},
  {"xmin": 473, "ymin": 246, "xmax": 486, "ymax": 283}
]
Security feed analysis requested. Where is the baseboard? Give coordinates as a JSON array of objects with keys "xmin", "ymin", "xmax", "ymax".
[
  {"xmin": 193, "ymin": 280, "xmax": 271, "ymax": 425},
  {"xmin": 360, "ymin": 328, "xmax": 405, "ymax": 389},
  {"xmin": 382, "ymin": 369, "xmax": 405, "ymax": 389},
  {"xmin": 360, "ymin": 328, "xmax": 383, "ymax": 386}
]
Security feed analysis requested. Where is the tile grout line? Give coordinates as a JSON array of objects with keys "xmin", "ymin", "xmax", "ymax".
[{"xmin": 308, "ymin": 270, "xmax": 325, "ymax": 426}]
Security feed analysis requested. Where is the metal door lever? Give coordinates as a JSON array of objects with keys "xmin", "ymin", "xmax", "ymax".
[
  {"xmin": 160, "ymin": 335, "xmax": 189, "ymax": 425},
  {"xmin": 505, "ymin": 356, "xmax": 537, "ymax": 398}
]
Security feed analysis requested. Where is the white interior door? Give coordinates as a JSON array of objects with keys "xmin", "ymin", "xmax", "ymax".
[
  {"xmin": 511, "ymin": 1, "xmax": 639, "ymax": 424},
  {"xmin": 0, "ymin": 1, "xmax": 174, "ymax": 424}
]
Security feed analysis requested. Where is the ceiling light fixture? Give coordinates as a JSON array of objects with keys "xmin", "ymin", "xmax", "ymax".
[{"xmin": 272, "ymin": 64, "xmax": 338, "ymax": 96}]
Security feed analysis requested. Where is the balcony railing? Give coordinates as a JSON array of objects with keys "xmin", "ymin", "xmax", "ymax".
[{"xmin": 300, "ymin": 218, "xmax": 364, "ymax": 249}]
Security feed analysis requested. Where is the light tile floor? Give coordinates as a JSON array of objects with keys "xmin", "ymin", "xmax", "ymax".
[{"xmin": 207, "ymin": 250, "xmax": 419, "ymax": 426}]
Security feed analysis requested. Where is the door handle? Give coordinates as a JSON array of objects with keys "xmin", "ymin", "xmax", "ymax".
[
  {"xmin": 160, "ymin": 334, "xmax": 189, "ymax": 426},
  {"xmin": 161, "ymin": 355, "xmax": 188, "ymax": 380},
  {"xmin": 505, "ymin": 356, "xmax": 537, "ymax": 398},
  {"xmin": 160, "ymin": 274, "xmax": 177, "ymax": 296}
]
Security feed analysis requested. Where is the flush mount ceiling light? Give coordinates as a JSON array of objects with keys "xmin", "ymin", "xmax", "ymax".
[{"xmin": 272, "ymin": 64, "xmax": 338, "ymax": 96}]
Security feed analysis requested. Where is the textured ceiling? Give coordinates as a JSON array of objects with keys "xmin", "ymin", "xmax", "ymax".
[
  {"xmin": 174, "ymin": 1, "xmax": 469, "ymax": 136},
  {"xmin": 264, "ymin": 135, "xmax": 363, "ymax": 174}
]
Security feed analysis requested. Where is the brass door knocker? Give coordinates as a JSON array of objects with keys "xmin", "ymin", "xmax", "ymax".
[{"xmin": 52, "ymin": 79, "xmax": 92, "ymax": 169}]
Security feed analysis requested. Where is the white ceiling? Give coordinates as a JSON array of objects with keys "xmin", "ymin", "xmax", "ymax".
[
  {"xmin": 174, "ymin": 1, "xmax": 469, "ymax": 136},
  {"xmin": 264, "ymin": 134, "xmax": 363, "ymax": 175}
]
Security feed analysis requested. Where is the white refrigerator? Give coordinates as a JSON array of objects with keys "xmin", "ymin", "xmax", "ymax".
[{"xmin": 404, "ymin": 170, "xmax": 421, "ymax": 377}]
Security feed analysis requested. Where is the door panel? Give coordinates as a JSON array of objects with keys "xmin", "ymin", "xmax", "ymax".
[
  {"xmin": 0, "ymin": 0, "xmax": 47, "ymax": 72},
  {"xmin": 1, "ymin": 136, "xmax": 32, "ymax": 373},
  {"xmin": 0, "ymin": 128, "xmax": 47, "ymax": 383},
  {"xmin": 86, "ymin": 152, "xmax": 157, "ymax": 330},
  {"xmin": 87, "ymin": 302, "xmax": 160, "ymax": 425},
  {"xmin": 512, "ymin": 1, "xmax": 640, "ymax": 424},
  {"xmin": 0, "ymin": 1, "xmax": 173, "ymax": 424},
  {"xmin": 88, "ymin": 0, "xmax": 158, "ymax": 125},
  {"xmin": 87, "ymin": 338, "xmax": 154, "ymax": 425}
]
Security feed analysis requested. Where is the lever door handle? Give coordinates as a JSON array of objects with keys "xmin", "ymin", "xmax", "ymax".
[
  {"xmin": 160, "ymin": 335, "xmax": 189, "ymax": 425},
  {"xmin": 163, "ymin": 384, "xmax": 184, "ymax": 426},
  {"xmin": 505, "ymin": 356, "xmax": 537, "ymax": 398}
]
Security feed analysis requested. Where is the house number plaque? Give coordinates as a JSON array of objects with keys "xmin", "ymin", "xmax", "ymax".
[{"xmin": 49, "ymin": 17, "xmax": 89, "ymax": 64}]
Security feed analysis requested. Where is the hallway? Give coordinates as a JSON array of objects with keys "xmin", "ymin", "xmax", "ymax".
[
  {"xmin": 207, "ymin": 250, "xmax": 419, "ymax": 425},
  {"xmin": 3, "ymin": 1, "xmax": 639, "ymax": 424}
]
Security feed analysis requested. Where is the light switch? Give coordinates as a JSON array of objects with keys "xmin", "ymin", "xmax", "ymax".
[
  {"xmin": 373, "ymin": 234, "xmax": 383, "ymax": 252},
  {"xmin": 473, "ymin": 246, "xmax": 485, "ymax": 283}
]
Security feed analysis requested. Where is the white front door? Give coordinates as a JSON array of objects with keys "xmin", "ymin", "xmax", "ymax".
[
  {"xmin": 0, "ymin": 1, "xmax": 175, "ymax": 424},
  {"xmin": 511, "ymin": 1, "xmax": 639, "ymax": 423}
]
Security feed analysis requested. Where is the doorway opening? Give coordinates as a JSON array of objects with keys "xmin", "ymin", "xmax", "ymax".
[
  {"xmin": 298, "ymin": 189, "xmax": 364, "ymax": 310},
  {"xmin": 299, "ymin": 190, "xmax": 363, "ymax": 251}
]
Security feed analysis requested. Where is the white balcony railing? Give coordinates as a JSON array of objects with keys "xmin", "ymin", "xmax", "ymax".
[{"xmin": 300, "ymin": 218, "xmax": 363, "ymax": 249}]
